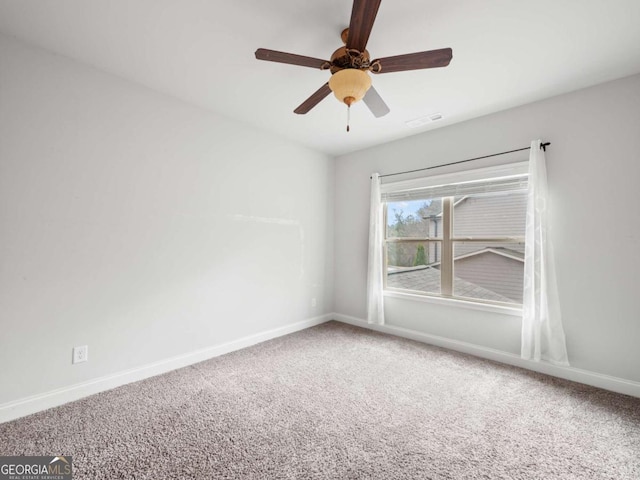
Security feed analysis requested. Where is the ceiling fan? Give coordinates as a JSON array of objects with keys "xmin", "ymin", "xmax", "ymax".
[{"xmin": 255, "ymin": 0, "xmax": 452, "ymax": 130}]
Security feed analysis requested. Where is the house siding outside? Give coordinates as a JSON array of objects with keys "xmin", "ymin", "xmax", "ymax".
[
  {"xmin": 453, "ymin": 191, "xmax": 527, "ymax": 237},
  {"xmin": 454, "ymin": 251, "xmax": 524, "ymax": 302}
]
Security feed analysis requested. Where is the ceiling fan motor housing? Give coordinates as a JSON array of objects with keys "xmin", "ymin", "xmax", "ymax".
[{"xmin": 329, "ymin": 46, "xmax": 371, "ymax": 74}]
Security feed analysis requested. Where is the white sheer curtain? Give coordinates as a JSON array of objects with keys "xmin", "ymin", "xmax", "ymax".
[
  {"xmin": 521, "ymin": 140, "xmax": 569, "ymax": 366},
  {"xmin": 367, "ymin": 173, "xmax": 385, "ymax": 325}
]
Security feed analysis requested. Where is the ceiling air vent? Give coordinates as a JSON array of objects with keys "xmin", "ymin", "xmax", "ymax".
[{"xmin": 405, "ymin": 113, "xmax": 444, "ymax": 128}]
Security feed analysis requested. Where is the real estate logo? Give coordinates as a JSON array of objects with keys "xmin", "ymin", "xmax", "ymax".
[{"xmin": 0, "ymin": 456, "xmax": 72, "ymax": 480}]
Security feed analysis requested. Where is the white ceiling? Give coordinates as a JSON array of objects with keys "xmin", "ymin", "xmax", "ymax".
[{"xmin": 1, "ymin": 0, "xmax": 639, "ymax": 156}]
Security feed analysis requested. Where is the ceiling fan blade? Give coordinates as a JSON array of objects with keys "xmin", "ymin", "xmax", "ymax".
[
  {"xmin": 363, "ymin": 86, "xmax": 390, "ymax": 118},
  {"xmin": 255, "ymin": 48, "xmax": 330, "ymax": 70},
  {"xmin": 294, "ymin": 83, "xmax": 332, "ymax": 114},
  {"xmin": 371, "ymin": 48, "xmax": 453, "ymax": 74},
  {"xmin": 346, "ymin": 0, "xmax": 382, "ymax": 52}
]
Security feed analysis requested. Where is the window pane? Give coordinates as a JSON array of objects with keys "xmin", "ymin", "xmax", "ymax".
[
  {"xmin": 386, "ymin": 241, "xmax": 442, "ymax": 294},
  {"xmin": 453, "ymin": 242, "xmax": 524, "ymax": 304},
  {"xmin": 453, "ymin": 190, "xmax": 526, "ymax": 237},
  {"xmin": 386, "ymin": 199, "xmax": 443, "ymax": 238}
]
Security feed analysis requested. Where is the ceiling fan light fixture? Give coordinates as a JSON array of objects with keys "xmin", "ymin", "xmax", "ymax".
[{"xmin": 328, "ymin": 69, "xmax": 372, "ymax": 106}]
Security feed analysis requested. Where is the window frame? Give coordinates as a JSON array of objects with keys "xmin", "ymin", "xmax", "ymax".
[{"xmin": 381, "ymin": 162, "xmax": 528, "ymax": 310}]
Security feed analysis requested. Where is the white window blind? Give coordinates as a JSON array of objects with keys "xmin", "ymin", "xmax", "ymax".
[{"xmin": 380, "ymin": 162, "xmax": 529, "ymax": 202}]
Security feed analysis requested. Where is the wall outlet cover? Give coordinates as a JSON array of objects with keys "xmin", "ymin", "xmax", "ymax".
[{"xmin": 73, "ymin": 345, "xmax": 88, "ymax": 364}]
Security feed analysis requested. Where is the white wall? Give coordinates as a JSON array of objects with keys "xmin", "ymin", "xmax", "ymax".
[
  {"xmin": 0, "ymin": 34, "xmax": 334, "ymax": 405},
  {"xmin": 334, "ymin": 74, "xmax": 640, "ymax": 383}
]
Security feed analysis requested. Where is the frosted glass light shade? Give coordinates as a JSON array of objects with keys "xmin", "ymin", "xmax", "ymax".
[{"xmin": 328, "ymin": 69, "xmax": 372, "ymax": 106}]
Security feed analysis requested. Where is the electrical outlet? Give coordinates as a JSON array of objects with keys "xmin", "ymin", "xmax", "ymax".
[
  {"xmin": 311, "ymin": 298, "xmax": 317, "ymax": 308},
  {"xmin": 73, "ymin": 345, "xmax": 88, "ymax": 364}
]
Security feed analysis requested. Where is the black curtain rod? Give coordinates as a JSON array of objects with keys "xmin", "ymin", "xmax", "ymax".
[{"xmin": 374, "ymin": 142, "xmax": 550, "ymax": 179}]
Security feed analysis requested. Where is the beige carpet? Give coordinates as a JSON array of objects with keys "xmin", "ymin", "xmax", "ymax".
[{"xmin": 1, "ymin": 321, "xmax": 639, "ymax": 479}]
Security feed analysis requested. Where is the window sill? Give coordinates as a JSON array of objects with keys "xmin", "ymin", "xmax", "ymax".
[{"xmin": 383, "ymin": 289, "xmax": 523, "ymax": 317}]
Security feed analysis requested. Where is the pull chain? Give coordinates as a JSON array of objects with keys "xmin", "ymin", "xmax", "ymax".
[{"xmin": 346, "ymin": 105, "xmax": 350, "ymax": 132}]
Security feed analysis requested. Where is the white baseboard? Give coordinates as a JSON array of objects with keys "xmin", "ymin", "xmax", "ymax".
[
  {"xmin": 332, "ymin": 313, "xmax": 640, "ymax": 399},
  {"xmin": 0, "ymin": 314, "xmax": 332, "ymax": 424}
]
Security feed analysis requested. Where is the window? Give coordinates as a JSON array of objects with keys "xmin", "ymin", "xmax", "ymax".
[{"xmin": 381, "ymin": 163, "xmax": 528, "ymax": 307}]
